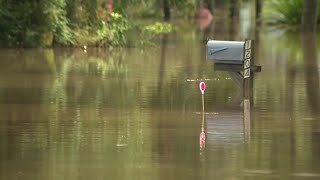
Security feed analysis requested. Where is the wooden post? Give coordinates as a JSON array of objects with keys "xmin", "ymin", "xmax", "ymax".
[
  {"xmin": 243, "ymin": 37, "xmax": 251, "ymax": 100},
  {"xmin": 256, "ymin": 0, "xmax": 262, "ymax": 24},
  {"xmin": 243, "ymin": 39, "xmax": 254, "ymax": 141},
  {"xmin": 243, "ymin": 39, "xmax": 254, "ymax": 100}
]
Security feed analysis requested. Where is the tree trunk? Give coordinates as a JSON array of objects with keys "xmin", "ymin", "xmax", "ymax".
[
  {"xmin": 163, "ymin": 0, "xmax": 170, "ymax": 21},
  {"xmin": 229, "ymin": 0, "xmax": 240, "ymax": 40},
  {"xmin": 66, "ymin": 0, "xmax": 78, "ymax": 28},
  {"xmin": 301, "ymin": 0, "xmax": 318, "ymax": 32},
  {"xmin": 255, "ymin": 0, "xmax": 262, "ymax": 23},
  {"xmin": 204, "ymin": 0, "xmax": 213, "ymax": 12},
  {"xmin": 230, "ymin": 0, "xmax": 240, "ymax": 19}
]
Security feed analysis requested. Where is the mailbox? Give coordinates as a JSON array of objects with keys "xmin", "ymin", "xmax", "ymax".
[{"xmin": 206, "ymin": 40, "xmax": 245, "ymax": 64}]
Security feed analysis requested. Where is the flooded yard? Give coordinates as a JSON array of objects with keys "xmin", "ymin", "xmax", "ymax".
[{"xmin": 0, "ymin": 6, "xmax": 320, "ymax": 180}]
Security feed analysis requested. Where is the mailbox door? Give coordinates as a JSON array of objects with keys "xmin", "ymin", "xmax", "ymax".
[{"xmin": 206, "ymin": 40, "xmax": 244, "ymax": 64}]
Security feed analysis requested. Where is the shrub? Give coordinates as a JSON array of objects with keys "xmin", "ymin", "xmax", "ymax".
[
  {"xmin": 104, "ymin": 12, "xmax": 129, "ymax": 46},
  {"xmin": 264, "ymin": 0, "xmax": 320, "ymax": 27},
  {"xmin": 143, "ymin": 22, "xmax": 173, "ymax": 35}
]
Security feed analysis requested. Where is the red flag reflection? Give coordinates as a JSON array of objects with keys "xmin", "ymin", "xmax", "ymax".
[{"xmin": 200, "ymin": 130, "xmax": 206, "ymax": 150}]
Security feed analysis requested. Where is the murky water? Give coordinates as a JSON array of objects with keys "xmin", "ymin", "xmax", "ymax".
[{"xmin": 1, "ymin": 6, "xmax": 320, "ymax": 180}]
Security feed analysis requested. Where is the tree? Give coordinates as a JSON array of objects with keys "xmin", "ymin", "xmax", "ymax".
[
  {"xmin": 203, "ymin": 0, "xmax": 213, "ymax": 12},
  {"xmin": 256, "ymin": 0, "xmax": 262, "ymax": 23},
  {"xmin": 230, "ymin": 0, "xmax": 240, "ymax": 20},
  {"xmin": 163, "ymin": 0, "xmax": 170, "ymax": 21},
  {"xmin": 301, "ymin": 0, "xmax": 318, "ymax": 32}
]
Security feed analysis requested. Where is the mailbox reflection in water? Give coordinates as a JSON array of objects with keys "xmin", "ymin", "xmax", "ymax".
[
  {"xmin": 206, "ymin": 40, "xmax": 245, "ymax": 64},
  {"xmin": 205, "ymin": 100, "xmax": 251, "ymax": 149}
]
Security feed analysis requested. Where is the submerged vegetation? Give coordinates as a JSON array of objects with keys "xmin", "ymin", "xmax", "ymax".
[
  {"xmin": 264, "ymin": 0, "xmax": 320, "ymax": 30},
  {"xmin": 143, "ymin": 22, "xmax": 173, "ymax": 35},
  {"xmin": 264, "ymin": 0, "xmax": 304, "ymax": 26}
]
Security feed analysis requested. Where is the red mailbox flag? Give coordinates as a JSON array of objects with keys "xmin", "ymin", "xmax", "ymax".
[{"xmin": 199, "ymin": 82, "xmax": 206, "ymax": 95}]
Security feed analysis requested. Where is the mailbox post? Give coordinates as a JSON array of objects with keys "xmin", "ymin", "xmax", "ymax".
[
  {"xmin": 206, "ymin": 39, "xmax": 260, "ymax": 142},
  {"xmin": 243, "ymin": 39, "xmax": 253, "ymax": 102}
]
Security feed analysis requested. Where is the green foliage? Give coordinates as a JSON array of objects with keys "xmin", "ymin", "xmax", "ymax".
[
  {"xmin": 84, "ymin": 0, "xmax": 99, "ymax": 24},
  {"xmin": 73, "ymin": 12, "xmax": 129, "ymax": 47},
  {"xmin": 264, "ymin": 0, "xmax": 303, "ymax": 26},
  {"xmin": 264, "ymin": 0, "xmax": 320, "ymax": 27},
  {"xmin": 134, "ymin": 2, "xmax": 161, "ymax": 18},
  {"xmin": 104, "ymin": 12, "xmax": 129, "ymax": 46},
  {"xmin": 113, "ymin": 0, "xmax": 196, "ymax": 19},
  {"xmin": 43, "ymin": 0, "xmax": 74, "ymax": 45},
  {"xmin": 168, "ymin": 0, "xmax": 196, "ymax": 18},
  {"xmin": 143, "ymin": 22, "xmax": 173, "ymax": 35},
  {"xmin": 0, "ymin": 0, "xmax": 74, "ymax": 47},
  {"xmin": 127, "ymin": 21, "xmax": 173, "ymax": 47},
  {"xmin": 0, "ymin": 1, "xmax": 35, "ymax": 46},
  {"xmin": 0, "ymin": 0, "xmax": 194, "ymax": 47},
  {"xmin": 0, "ymin": 0, "xmax": 131, "ymax": 47}
]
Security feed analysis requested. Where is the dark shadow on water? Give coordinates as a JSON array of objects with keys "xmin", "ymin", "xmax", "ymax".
[{"xmin": 157, "ymin": 34, "xmax": 168, "ymax": 95}]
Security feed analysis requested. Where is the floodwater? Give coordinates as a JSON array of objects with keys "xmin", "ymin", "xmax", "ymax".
[{"xmin": 1, "ymin": 6, "xmax": 320, "ymax": 180}]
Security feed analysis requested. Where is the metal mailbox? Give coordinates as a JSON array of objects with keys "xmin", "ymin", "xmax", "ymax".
[{"xmin": 206, "ymin": 40, "xmax": 245, "ymax": 64}]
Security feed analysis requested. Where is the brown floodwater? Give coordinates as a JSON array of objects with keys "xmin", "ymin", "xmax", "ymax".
[{"xmin": 1, "ymin": 6, "xmax": 320, "ymax": 180}]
